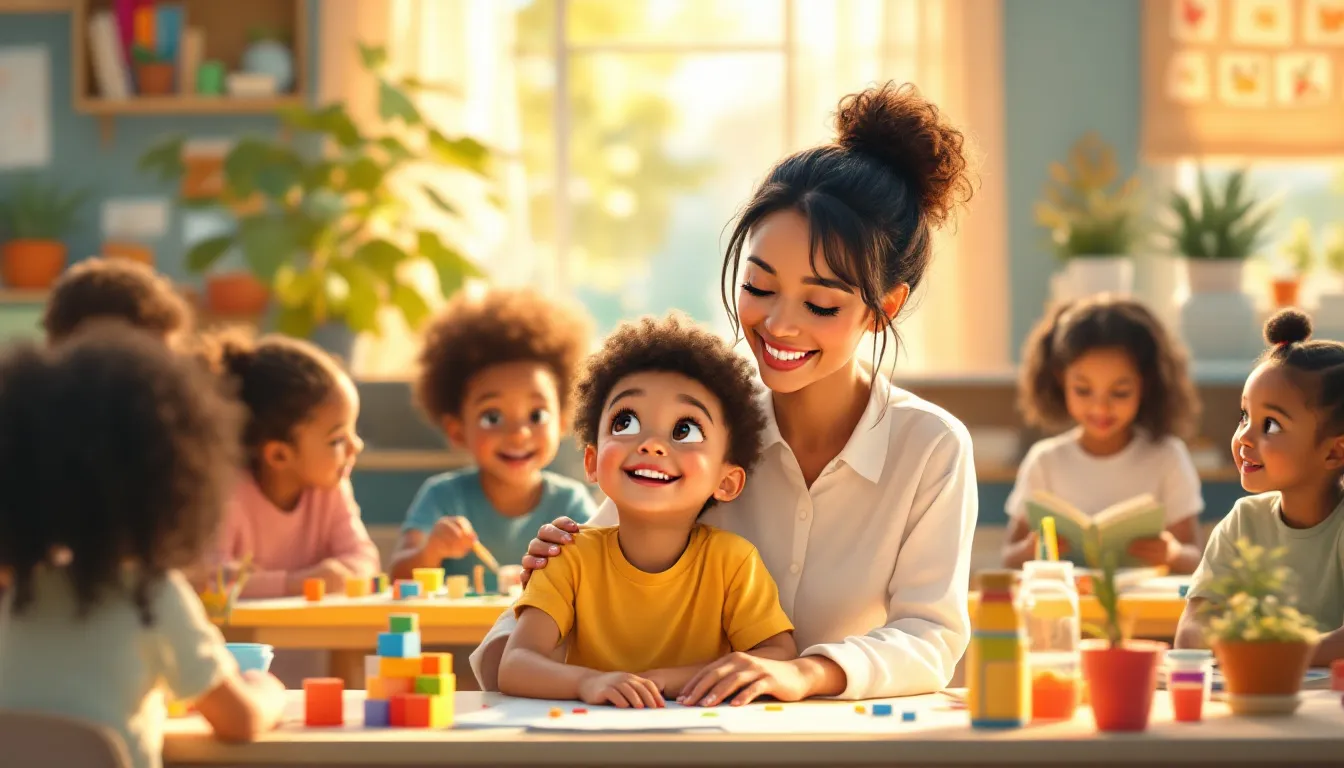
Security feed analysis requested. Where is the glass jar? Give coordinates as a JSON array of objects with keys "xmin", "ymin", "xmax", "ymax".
[{"xmin": 1021, "ymin": 560, "xmax": 1081, "ymax": 721}]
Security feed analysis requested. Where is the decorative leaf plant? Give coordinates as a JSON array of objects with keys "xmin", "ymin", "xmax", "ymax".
[
  {"xmin": 1199, "ymin": 538, "xmax": 1318, "ymax": 645},
  {"xmin": 1166, "ymin": 168, "xmax": 1276, "ymax": 261},
  {"xmin": 0, "ymin": 176, "xmax": 88, "ymax": 241},
  {"xmin": 1081, "ymin": 539, "xmax": 1124, "ymax": 648},
  {"xmin": 139, "ymin": 43, "xmax": 492, "ymax": 338},
  {"xmin": 1033, "ymin": 132, "xmax": 1144, "ymax": 259},
  {"xmin": 1275, "ymin": 218, "xmax": 1316, "ymax": 277}
]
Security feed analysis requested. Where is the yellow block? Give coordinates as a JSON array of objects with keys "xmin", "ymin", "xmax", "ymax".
[
  {"xmin": 429, "ymin": 694, "xmax": 453, "ymax": 728},
  {"xmin": 379, "ymin": 656, "xmax": 423, "ymax": 679},
  {"xmin": 413, "ymin": 567, "xmax": 445, "ymax": 595},
  {"xmin": 345, "ymin": 577, "xmax": 371, "ymax": 598}
]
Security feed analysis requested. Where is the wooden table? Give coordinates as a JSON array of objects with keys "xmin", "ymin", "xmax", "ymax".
[{"xmin": 164, "ymin": 689, "xmax": 1344, "ymax": 767}]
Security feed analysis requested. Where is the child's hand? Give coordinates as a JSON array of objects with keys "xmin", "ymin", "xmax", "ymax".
[
  {"xmin": 1127, "ymin": 532, "xmax": 1179, "ymax": 567},
  {"xmin": 643, "ymin": 667, "xmax": 695, "ymax": 698},
  {"xmin": 240, "ymin": 670, "xmax": 286, "ymax": 725},
  {"xmin": 520, "ymin": 516, "xmax": 581, "ymax": 587},
  {"xmin": 427, "ymin": 516, "xmax": 477, "ymax": 559},
  {"xmin": 577, "ymin": 671, "xmax": 665, "ymax": 708}
]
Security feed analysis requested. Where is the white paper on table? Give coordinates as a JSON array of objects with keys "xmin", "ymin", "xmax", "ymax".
[{"xmin": 0, "ymin": 47, "xmax": 51, "ymax": 170}]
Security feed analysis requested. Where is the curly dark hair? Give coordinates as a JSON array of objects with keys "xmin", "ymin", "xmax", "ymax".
[
  {"xmin": 721, "ymin": 81, "xmax": 976, "ymax": 368},
  {"xmin": 0, "ymin": 323, "xmax": 242, "ymax": 625},
  {"xmin": 1019, "ymin": 296, "xmax": 1199, "ymax": 439},
  {"xmin": 415, "ymin": 288, "xmax": 592, "ymax": 422},
  {"xmin": 573, "ymin": 313, "xmax": 766, "ymax": 481},
  {"xmin": 43, "ymin": 257, "xmax": 192, "ymax": 344},
  {"xmin": 1260, "ymin": 308, "xmax": 1344, "ymax": 438},
  {"xmin": 214, "ymin": 332, "xmax": 344, "ymax": 468}
]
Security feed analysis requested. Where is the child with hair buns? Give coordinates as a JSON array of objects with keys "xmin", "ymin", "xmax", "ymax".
[{"xmin": 1177, "ymin": 309, "xmax": 1344, "ymax": 665}]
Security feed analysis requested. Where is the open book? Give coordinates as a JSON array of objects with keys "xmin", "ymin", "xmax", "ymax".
[{"xmin": 1025, "ymin": 491, "xmax": 1166, "ymax": 569}]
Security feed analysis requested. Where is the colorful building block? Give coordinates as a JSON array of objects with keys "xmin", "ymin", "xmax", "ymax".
[
  {"xmin": 377, "ymin": 631, "xmax": 421, "ymax": 658},
  {"xmin": 394, "ymin": 580, "xmax": 421, "ymax": 599},
  {"xmin": 366, "ymin": 675, "xmax": 413, "ymax": 700},
  {"xmin": 389, "ymin": 694, "xmax": 409, "ymax": 727},
  {"xmin": 414, "ymin": 674, "xmax": 455, "ymax": 696},
  {"xmin": 388, "ymin": 613, "xmax": 419, "ymax": 633},
  {"xmin": 363, "ymin": 697, "xmax": 390, "ymax": 727},
  {"xmin": 871, "ymin": 703, "xmax": 893, "ymax": 716},
  {"xmin": 901, "ymin": 711, "xmax": 916, "ymax": 722},
  {"xmin": 379, "ymin": 656, "xmax": 423, "ymax": 680},
  {"xmin": 345, "ymin": 576, "xmax": 371, "ymax": 598},
  {"xmin": 303, "ymin": 578, "xmax": 325, "ymax": 602},
  {"xmin": 364, "ymin": 655, "xmax": 381, "ymax": 684},
  {"xmin": 472, "ymin": 564, "xmax": 485, "ymax": 595},
  {"xmin": 303, "ymin": 678, "xmax": 344, "ymax": 726},
  {"xmin": 371, "ymin": 573, "xmax": 389, "ymax": 593},
  {"xmin": 403, "ymin": 694, "xmax": 452, "ymax": 728},
  {"xmin": 764, "ymin": 704, "xmax": 783, "ymax": 711},
  {"xmin": 412, "ymin": 567, "xmax": 445, "ymax": 595},
  {"xmin": 420, "ymin": 652, "xmax": 453, "ymax": 675},
  {"xmin": 548, "ymin": 707, "xmax": 563, "ymax": 718}
]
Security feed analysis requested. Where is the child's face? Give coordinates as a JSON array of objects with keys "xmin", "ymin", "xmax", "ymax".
[
  {"xmin": 268, "ymin": 372, "xmax": 364, "ymax": 489},
  {"xmin": 584, "ymin": 371, "xmax": 746, "ymax": 521},
  {"xmin": 445, "ymin": 361, "xmax": 563, "ymax": 487},
  {"xmin": 735, "ymin": 209, "xmax": 906, "ymax": 394},
  {"xmin": 1233, "ymin": 362, "xmax": 1344, "ymax": 494},
  {"xmin": 1062, "ymin": 348, "xmax": 1142, "ymax": 444}
]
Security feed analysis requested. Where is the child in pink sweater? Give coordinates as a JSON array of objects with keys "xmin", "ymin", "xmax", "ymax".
[{"xmin": 211, "ymin": 335, "xmax": 381, "ymax": 598}]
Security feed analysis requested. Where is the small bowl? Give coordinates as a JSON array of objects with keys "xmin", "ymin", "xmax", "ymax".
[{"xmin": 225, "ymin": 642, "xmax": 275, "ymax": 673}]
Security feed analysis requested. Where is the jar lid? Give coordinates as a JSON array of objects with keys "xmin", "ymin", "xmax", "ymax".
[
  {"xmin": 978, "ymin": 570, "xmax": 1018, "ymax": 592},
  {"xmin": 1023, "ymin": 560, "xmax": 1076, "ymax": 582}
]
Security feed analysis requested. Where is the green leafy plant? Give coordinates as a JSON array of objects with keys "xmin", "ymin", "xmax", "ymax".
[
  {"xmin": 0, "ymin": 177, "xmax": 88, "ymax": 241},
  {"xmin": 139, "ymin": 43, "xmax": 491, "ymax": 338},
  {"xmin": 1324, "ymin": 225, "xmax": 1344, "ymax": 276},
  {"xmin": 1166, "ymin": 168, "xmax": 1276, "ymax": 260},
  {"xmin": 1199, "ymin": 538, "xmax": 1318, "ymax": 644},
  {"xmin": 1275, "ymin": 218, "xmax": 1316, "ymax": 276},
  {"xmin": 1033, "ymin": 132, "xmax": 1143, "ymax": 260},
  {"xmin": 1081, "ymin": 540, "xmax": 1124, "ymax": 648}
]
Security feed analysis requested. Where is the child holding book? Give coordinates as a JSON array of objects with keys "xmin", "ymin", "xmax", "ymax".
[
  {"xmin": 388, "ymin": 289, "xmax": 596, "ymax": 584},
  {"xmin": 1177, "ymin": 310, "xmax": 1344, "ymax": 665},
  {"xmin": 497, "ymin": 314, "xmax": 795, "ymax": 707},
  {"xmin": 0, "ymin": 326, "xmax": 285, "ymax": 768},
  {"xmin": 1003, "ymin": 296, "xmax": 1205, "ymax": 572}
]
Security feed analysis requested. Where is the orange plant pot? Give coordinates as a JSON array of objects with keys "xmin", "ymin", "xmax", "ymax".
[
  {"xmin": 102, "ymin": 241, "xmax": 154, "ymax": 267},
  {"xmin": 205, "ymin": 272, "xmax": 270, "ymax": 318},
  {"xmin": 1079, "ymin": 639, "xmax": 1165, "ymax": 732},
  {"xmin": 1, "ymin": 239, "xmax": 67, "ymax": 289},
  {"xmin": 1212, "ymin": 640, "xmax": 1315, "ymax": 696},
  {"xmin": 136, "ymin": 62, "xmax": 175, "ymax": 96},
  {"xmin": 1271, "ymin": 279, "xmax": 1301, "ymax": 308}
]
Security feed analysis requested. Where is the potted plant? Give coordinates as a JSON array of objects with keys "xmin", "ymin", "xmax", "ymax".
[
  {"xmin": 0, "ymin": 177, "xmax": 88, "ymax": 290},
  {"xmin": 1034, "ymin": 133, "xmax": 1144, "ymax": 301},
  {"xmin": 132, "ymin": 45, "xmax": 175, "ymax": 96},
  {"xmin": 140, "ymin": 43, "xmax": 491, "ymax": 357},
  {"xmin": 1200, "ymin": 538, "xmax": 1318, "ymax": 710},
  {"xmin": 1269, "ymin": 218, "xmax": 1314, "ymax": 308},
  {"xmin": 1078, "ymin": 544, "xmax": 1166, "ymax": 732}
]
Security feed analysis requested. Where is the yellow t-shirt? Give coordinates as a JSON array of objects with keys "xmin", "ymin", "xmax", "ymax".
[{"xmin": 513, "ymin": 524, "xmax": 793, "ymax": 672}]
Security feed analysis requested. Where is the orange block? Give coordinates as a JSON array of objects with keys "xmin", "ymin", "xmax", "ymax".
[
  {"xmin": 404, "ymin": 694, "xmax": 451, "ymax": 728},
  {"xmin": 303, "ymin": 678, "xmax": 344, "ymax": 726},
  {"xmin": 421, "ymin": 652, "xmax": 454, "ymax": 675},
  {"xmin": 304, "ymin": 578, "xmax": 325, "ymax": 602},
  {"xmin": 379, "ymin": 656, "xmax": 422, "ymax": 679},
  {"xmin": 366, "ymin": 675, "xmax": 413, "ymax": 700}
]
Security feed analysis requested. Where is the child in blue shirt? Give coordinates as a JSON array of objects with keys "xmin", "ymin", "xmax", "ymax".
[{"xmin": 389, "ymin": 289, "xmax": 597, "ymax": 586}]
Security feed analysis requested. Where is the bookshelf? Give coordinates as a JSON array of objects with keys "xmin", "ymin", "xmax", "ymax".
[
  {"xmin": 0, "ymin": 0, "xmax": 73, "ymax": 11},
  {"xmin": 70, "ymin": 0, "xmax": 310, "ymax": 143}
]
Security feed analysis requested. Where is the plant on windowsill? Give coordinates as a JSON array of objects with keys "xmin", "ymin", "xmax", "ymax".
[
  {"xmin": 1268, "ymin": 218, "xmax": 1315, "ymax": 309},
  {"xmin": 1199, "ymin": 538, "xmax": 1318, "ymax": 707},
  {"xmin": 139, "ymin": 43, "xmax": 491, "ymax": 354},
  {"xmin": 0, "ymin": 176, "xmax": 89, "ymax": 290},
  {"xmin": 1165, "ymin": 168, "xmax": 1276, "ymax": 293},
  {"xmin": 1077, "ymin": 542, "xmax": 1165, "ymax": 732},
  {"xmin": 131, "ymin": 45, "xmax": 175, "ymax": 97},
  {"xmin": 1033, "ymin": 132, "xmax": 1143, "ymax": 300}
]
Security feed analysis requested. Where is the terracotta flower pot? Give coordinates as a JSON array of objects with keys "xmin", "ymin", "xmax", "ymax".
[
  {"xmin": 1212, "ymin": 640, "xmax": 1315, "ymax": 695},
  {"xmin": 1080, "ymin": 639, "xmax": 1166, "ymax": 732},
  {"xmin": 1271, "ymin": 279, "xmax": 1301, "ymax": 308},
  {"xmin": 205, "ymin": 272, "xmax": 270, "ymax": 318},
  {"xmin": 136, "ymin": 62, "xmax": 175, "ymax": 96},
  {"xmin": 1, "ymin": 239, "xmax": 67, "ymax": 289}
]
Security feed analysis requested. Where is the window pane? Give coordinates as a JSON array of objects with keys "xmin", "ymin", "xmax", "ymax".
[{"xmin": 563, "ymin": 0, "xmax": 785, "ymax": 46}]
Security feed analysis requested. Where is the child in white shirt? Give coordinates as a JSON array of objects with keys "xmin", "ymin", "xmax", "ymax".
[{"xmin": 1003, "ymin": 296, "xmax": 1205, "ymax": 573}]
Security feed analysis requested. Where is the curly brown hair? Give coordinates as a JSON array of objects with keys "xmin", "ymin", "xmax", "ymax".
[
  {"xmin": 572, "ymin": 313, "xmax": 766, "ymax": 476},
  {"xmin": 43, "ymin": 257, "xmax": 192, "ymax": 344},
  {"xmin": 1019, "ymin": 296, "xmax": 1200, "ymax": 439},
  {"xmin": 415, "ymin": 288, "xmax": 592, "ymax": 422},
  {"xmin": 0, "ymin": 323, "xmax": 242, "ymax": 626},
  {"xmin": 1260, "ymin": 308, "xmax": 1344, "ymax": 438}
]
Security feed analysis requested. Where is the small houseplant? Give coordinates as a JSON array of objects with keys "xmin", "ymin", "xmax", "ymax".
[
  {"xmin": 1034, "ymin": 132, "xmax": 1143, "ymax": 300},
  {"xmin": 1270, "ymin": 218, "xmax": 1315, "ymax": 308},
  {"xmin": 132, "ymin": 45, "xmax": 175, "ymax": 96},
  {"xmin": 0, "ymin": 177, "xmax": 88, "ymax": 289},
  {"xmin": 140, "ymin": 43, "xmax": 490, "ymax": 351},
  {"xmin": 1078, "ymin": 543, "xmax": 1166, "ymax": 732},
  {"xmin": 1200, "ymin": 538, "xmax": 1318, "ymax": 702}
]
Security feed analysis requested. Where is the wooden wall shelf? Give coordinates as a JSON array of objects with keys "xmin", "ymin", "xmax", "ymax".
[{"xmin": 0, "ymin": 0, "xmax": 72, "ymax": 11}]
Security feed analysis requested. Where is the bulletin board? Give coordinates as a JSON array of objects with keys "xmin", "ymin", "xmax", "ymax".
[{"xmin": 1142, "ymin": 0, "xmax": 1344, "ymax": 159}]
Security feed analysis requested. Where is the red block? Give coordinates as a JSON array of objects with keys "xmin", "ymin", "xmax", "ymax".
[
  {"xmin": 389, "ymin": 693, "xmax": 409, "ymax": 727},
  {"xmin": 404, "ymin": 694, "xmax": 432, "ymax": 727},
  {"xmin": 303, "ymin": 678, "xmax": 344, "ymax": 726}
]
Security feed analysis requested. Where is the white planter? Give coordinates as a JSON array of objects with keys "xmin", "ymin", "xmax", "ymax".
[
  {"xmin": 1314, "ymin": 291, "xmax": 1344, "ymax": 339},
  {"xmin": 1064, "ymin": 256, "xmax": 1134, "ymax": 300},
  {"xmin": 1179, "ymin": 259, "xmax": 1256, "ymax": 361},
  {"xmin": 1184, "ymin": 259, "xmax": 1246, "ymax": 294}
]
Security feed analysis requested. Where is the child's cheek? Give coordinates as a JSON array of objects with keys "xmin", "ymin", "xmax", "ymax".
[
  {"xmin": 465, "ymin": 426, "xmax": 498, "ymax": 464},
  {"xmin": 595, "ymin": 439, "xmax": 629, "ymax": 484}
]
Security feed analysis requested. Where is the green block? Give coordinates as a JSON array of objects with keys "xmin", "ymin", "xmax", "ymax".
[
  {"xmin": 415, "ymin": 674, "xmax": 454, "ymax": 696},
  {"xmin": 389, "ymin": 613, "xmax": 419, "ymax": 633}
]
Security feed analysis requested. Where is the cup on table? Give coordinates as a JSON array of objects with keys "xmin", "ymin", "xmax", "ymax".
[
  {"xmin": 1166, "ymin": 649, "xmax": 1213, "ymax": 722},
  {"xmin": 225, "ymin": 642, "xmax": 275, "ymax": 674},
  {"xmin": 445, "ymin": 574, "xmax": 469, "ymax": 599}
]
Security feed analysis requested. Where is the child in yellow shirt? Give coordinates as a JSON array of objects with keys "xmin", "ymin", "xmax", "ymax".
[{"xmin": 498, "ymin": 314, "xmax": 796, "ymax": 708}]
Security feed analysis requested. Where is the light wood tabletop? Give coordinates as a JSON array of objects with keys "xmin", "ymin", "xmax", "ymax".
[{"xmin": 163, "ymin": 688, "xmax": 1344, "ymax": 767}]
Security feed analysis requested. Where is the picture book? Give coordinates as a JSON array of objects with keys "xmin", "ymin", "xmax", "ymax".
[{"xmin": 1025, "ymin": 491, "xmax": 1166, "ymax": 569}]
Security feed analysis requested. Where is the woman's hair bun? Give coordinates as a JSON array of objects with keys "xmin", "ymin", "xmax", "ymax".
[
  {"xmin": 1265, "ymin": 308, "xmax": 1313, "ymax": 346},
  {"xmin": 834, "ymin": 81, "xmax": 975, "ymax": 226}
]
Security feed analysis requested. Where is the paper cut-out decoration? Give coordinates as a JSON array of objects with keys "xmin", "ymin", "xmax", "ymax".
[
  {"xmin": 1231, "ymin": 0, "xmax": 1293, "ymax": 45},
  {"xmin": 1168, "ymin": 51, "xmax": 1213, "ymax": 103},
  {"xmin": 1218, "ymin": 53, "xmax": 1273, "ymax": 106},
  {"xmin": 1172, "ymin": 0, "xmax": 1219, "ymax": 43},
  {"xmin": 1304, "ymin": 0, "xmax": 1344, "ymax": 45},
  {"xmin": 1275, "ymin": 53, "xmax": 1333, "ymax": 104}
]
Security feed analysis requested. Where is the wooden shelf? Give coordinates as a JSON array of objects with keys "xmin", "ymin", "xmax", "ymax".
[
  {"xmin": 0, "ymin": 289, "xmax": 51, "ymax": 304},
  {"xmin": 75, "ymin": 95, "xmax": 305, "ymax": 116},
  {"xmin": 0, "ymin": 0, "xmax": 71, "ymax": 11}
]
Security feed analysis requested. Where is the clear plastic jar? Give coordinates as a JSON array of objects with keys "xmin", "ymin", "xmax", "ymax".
[{"xmin": 1021, "ymin": 560, "xmax": 1081, "ymax": 720}]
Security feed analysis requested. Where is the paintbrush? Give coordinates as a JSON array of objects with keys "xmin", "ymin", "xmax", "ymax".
[{"xmin": 471, "ymin": 541, "xmax": 500, "ymax": 574}]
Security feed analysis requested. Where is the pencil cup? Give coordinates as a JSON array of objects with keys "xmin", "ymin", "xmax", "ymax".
[
  {"xmin": 226, "ymin": 642, "xmax": 275, "ymax": 674},
  {"xmin": 1166, "ymin": 649, "xmax": 1213, "ymax": 722},
  {"xmin": 445, "ymin": 575, "xmax": 469, "ymax": 599}
]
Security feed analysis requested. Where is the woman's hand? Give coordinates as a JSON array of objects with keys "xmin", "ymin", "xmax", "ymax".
[
  {"xmin": 1127, "ymin": 531, "xmax": 1179, "ymax": 567},
  {"xmin": 519, "ymin": 516, "xmax": 581, "ymax": 587},
  {"xmin": 677, "ymin": 654, "xmax": 814, "ymax": 707}
]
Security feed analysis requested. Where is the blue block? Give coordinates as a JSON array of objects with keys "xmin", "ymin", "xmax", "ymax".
[
  {"xmin": 1179, "ymin": 584, "xmax": 1190, "ymax": 598},
  {"xmin": 396, "ymin": 581, "xmax": 421, "ymax": 599},
  {"xmin": 871, "ymin": 703, "xmax": 893, "ymax": 716},
  {"xmin": 364, "ymin": 697, "xmax": 390, "ymax": 727},
  {"xmin": 901, "ymin": 710, "xmax": 916, "ymax": 722},
  {"xmin": 377, "ymin": 631, "xmax": 421, "ymax": 658}
]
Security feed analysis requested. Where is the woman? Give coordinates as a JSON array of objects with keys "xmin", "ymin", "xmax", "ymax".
[{"xmin": 471, "ymin": 81, "xmax": 979, "ymax": 704}]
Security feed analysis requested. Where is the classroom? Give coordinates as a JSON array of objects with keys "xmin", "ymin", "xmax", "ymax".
[{"xmin": 2, "ymin": 0, "xmax": 1344, "ymax": 766}]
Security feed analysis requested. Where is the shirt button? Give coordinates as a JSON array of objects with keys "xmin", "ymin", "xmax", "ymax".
[
  {"xmin": 798, "ymin": 509, "xmax": 809, "ymax": 520},
  {"xmin": 789, "ymin": 563, "xmax": 801, "ymax": 575}
]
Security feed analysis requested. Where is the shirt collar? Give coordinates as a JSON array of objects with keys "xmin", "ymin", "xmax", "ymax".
[{"xmin": 757, "ymin": 375, "xmax": 891, "ymax": 484}]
